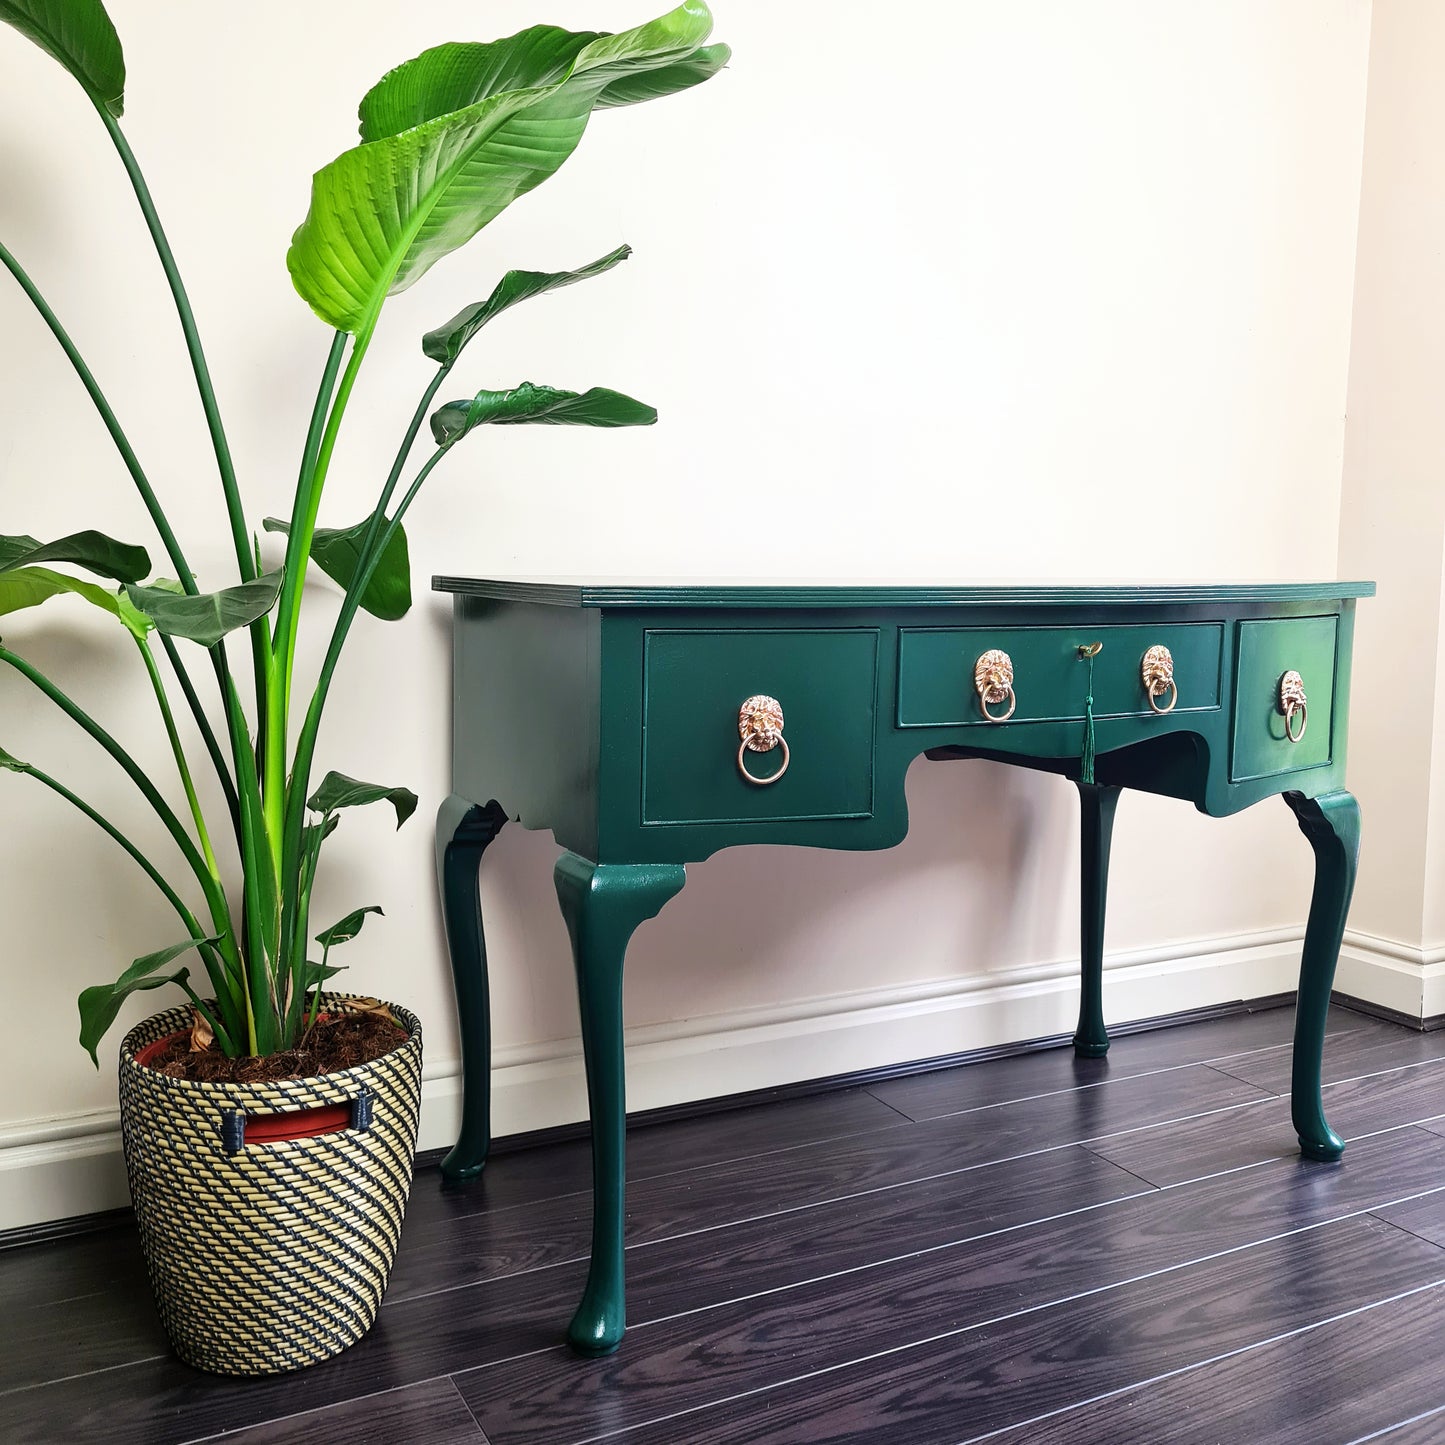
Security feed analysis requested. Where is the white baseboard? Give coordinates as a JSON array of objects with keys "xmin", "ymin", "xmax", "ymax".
[
  {"xmin": 1339, "ymin": 929, "xmax": 1445, "ymax": 1021},
  {"xmin": 0, "ymin": 927, "xmax": 1313, "ymax": 1234}
]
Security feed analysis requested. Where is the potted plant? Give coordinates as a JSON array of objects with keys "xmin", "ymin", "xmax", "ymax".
[{"xmin": 0, "ymin": 0, "xmax": 727, "ymax": 1375}]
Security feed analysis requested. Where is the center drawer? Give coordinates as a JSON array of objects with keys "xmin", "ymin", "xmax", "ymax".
[
  {"xmin": 641, "ymin": 628, "xmax": 879, "ymax": 826},
  {"xmin": 897, "ymin": 623, "xmax": 1224, "ymax": 727}
]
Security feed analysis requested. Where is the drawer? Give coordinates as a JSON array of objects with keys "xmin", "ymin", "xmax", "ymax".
[
  {"xmin": 897, "ymin": 623, "xmax": 1223, "ymax": 727},
  {"xmin": 1229, "ymin": 616, "xmax": 1337, "ymax": 781},
  {"xmin": 641, "ymin": 629, "xmax": 878, "ymax": 825}
]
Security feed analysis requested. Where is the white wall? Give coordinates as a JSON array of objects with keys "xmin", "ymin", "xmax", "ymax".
[
  {"xmin": 0, "ymin": 1, "xmax": 1373, "ymax": 1226},
  {"xmin": 1336, "ymin": 0, "xmax": 1445, "ymax": 1013}
]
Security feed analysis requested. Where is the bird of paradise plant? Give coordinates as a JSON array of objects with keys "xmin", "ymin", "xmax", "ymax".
[{"xmin": 0, "ymin": 0, "xmax": 727, "ymax": 1064}]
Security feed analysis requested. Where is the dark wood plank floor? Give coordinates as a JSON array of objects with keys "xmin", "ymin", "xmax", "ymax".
[{"xmin": 6, "ymin": 1000, "xmax": 1445, "ymax": 1444}]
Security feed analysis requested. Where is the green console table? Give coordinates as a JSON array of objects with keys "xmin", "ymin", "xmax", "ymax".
[{"xmin": 432, "ymin": 578, "xmax": 1374, "ymax": 1355}]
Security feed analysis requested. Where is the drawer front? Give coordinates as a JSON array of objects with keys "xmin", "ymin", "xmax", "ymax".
[
  {"xmin": 641, "ymin": 629, "xmax": 878, "ymax": 825},
  {"xmin": 1230, "ymin": 616, "xmax": 1337, "ymax": 781},
  {"xmin": 897, "ymin": 623, "xmax": 1223, "ymax": 727}
]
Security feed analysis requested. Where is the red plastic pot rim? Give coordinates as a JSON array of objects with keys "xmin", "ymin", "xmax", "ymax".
[{"xmin": 131, "ymin": 1017, "xmax": 404, "ymax": 1144}]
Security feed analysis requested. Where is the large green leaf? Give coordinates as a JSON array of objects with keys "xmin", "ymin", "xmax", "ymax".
[
  {"xmin": 307, "ymin": 771, "xmax": 418, "ymax": 829},
  {"xmin": 0, "ymin": 744, "xmax": 28, "ymax": 771},
  {"xmin": 0, "ymin": 529, "xmax": 150, "ymax": 582},
  {"xmin": 126, "ymin": 570, "xmax": 282, "ymax": 648},
  {"xmin": 77, "ymin": 936, "xmax": 217, "ymax": 1065},
  {"xmin": 287, "ymin": 3, "xmax": 720, "ymax": 334},
  {"xmin": 595, "ymin": 42, "xmax": 730, "ymax": 108},
  {"xmin": 314, "ymin": 905, "xmax": 383, "ymax": 951},
  {"xmin": 431, "ymin": 383, "xmax": 656, "ymax": 445},
  {"xmin": 0, "ymin": 0, "xmax": 124, "ymax": 117},
  {"xmin": 262, "ymin": 514, "xmax": 411, "ymax": 622},
  {"xmin": 422, "ymin": 245, "xmax": 632, "ymax": 364},
  {"xmin": 0, "ymin": 565, "xmax": 120, "ymax": 621},
  {"xmin": 356, "ymin": 25, "xmax": 598, "ymax": 139}
]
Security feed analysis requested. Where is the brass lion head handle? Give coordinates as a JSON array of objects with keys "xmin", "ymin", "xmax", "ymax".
[
  {"xmin": 737, "ymin": 694, "xmax": 789, "ymax": 785},
  {"xmin": 1278, "ymin": 671, "xmax": 1308, "ymax": 743},
  {"xmin": 974, "ymin": 649, "xmax": 1016, "ymax": 722},
  {"xmin": 1141, "ymin": 644, "xmax": 1178, "ymax": 714}
]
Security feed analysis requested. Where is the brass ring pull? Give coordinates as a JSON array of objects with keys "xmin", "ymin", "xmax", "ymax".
[
  {"xmin": 1141, "ymin": 644, "xmax": 1178, "ymax": 715},
  {"xmin": 1279, "ymin": 671, "xmax": 1308, "ymax": 744},
  {"xmin": 974, "ymin": 649, "xmax": 1016, "ymax": 722},
  {"xmin": 737, "ymin": 694, "xmax": 790, "ymax": 786}
]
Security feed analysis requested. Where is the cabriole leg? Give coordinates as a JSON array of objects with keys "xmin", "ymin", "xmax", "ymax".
[
  {"xmin": 554, "ymin": 854, "xmax": 686, "ymax": 1356},
  {"xmin": 435, "ymin": 794, "xmax": 508, "ymax": 1183},
  {"xmin": 1075, "ymin": 783, "xmax": 1122, "ymax": 1057},
  {"xmin": 1283, "ymin": 789, "xmax": 1362, "ymax": 1161}
]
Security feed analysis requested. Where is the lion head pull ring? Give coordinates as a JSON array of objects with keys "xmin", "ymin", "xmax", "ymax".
[
  {"xmin": 1279, "ymin": 670, "xmax": 1308, "ymax": 743},
  {"xmin": 1141, "ymin": 644, "xmax": 1178, "ymax": 714},
  {"xmin": 737, "ymin": 694, "xmax": 789, "ymax": 785},
  {"xmin": 974, "ymin": 649, "xmax": 1016, "ymax": 722}
]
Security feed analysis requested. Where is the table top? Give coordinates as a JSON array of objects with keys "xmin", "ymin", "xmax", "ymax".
[{"xmin": 432, "ymin": 576, "xmax": 1377, "ymax": 609}]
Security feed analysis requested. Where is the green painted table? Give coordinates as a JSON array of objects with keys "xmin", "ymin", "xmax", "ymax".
[{"xmin": 432, "ymin": 578, "xmax": 1374, "ymax": 1355}]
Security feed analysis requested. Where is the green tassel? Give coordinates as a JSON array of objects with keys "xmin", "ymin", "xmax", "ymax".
[{"xmin": 1081, "ymin": 651, "xmax": 1097, "ymax": 785}]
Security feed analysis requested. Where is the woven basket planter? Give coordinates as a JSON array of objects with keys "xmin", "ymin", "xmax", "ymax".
[{"xmin": 118, "ymin": 996, "xmax": 423, "ymax": 1376}]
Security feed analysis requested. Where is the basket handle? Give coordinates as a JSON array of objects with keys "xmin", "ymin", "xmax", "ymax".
[{"xmin": 220, "ymin": 1088, "xmax": 373, "ymax": 1153}]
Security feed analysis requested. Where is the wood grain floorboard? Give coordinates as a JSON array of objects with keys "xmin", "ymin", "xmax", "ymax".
[
  {"xmin": 0, "ymin": 1225, "xmax": 165, "ymax": 1391},
  {"xmin": 180, "ymin": 1377, "xmax": 489, "ymax": 1445},
  {"xmin": 0, "ymin": 1149, "xmax": 1151, "ymax": 1444},
  {"xmin": 457, "ymin": 1130, "xmax": 1445, "ymax": 1445},
  {"xmin": 1087, "ymin": 1057, "xmax": 1445, "ymax": 1188},
  {"xmin": 1370, "ymin": 1186, "xmax": 1445, "ymax": 1250},
  {"xmin": 4, "ymin": 1008, "xmax": 1439, "ymax": 1445},
  {"xmin": 1205, "ymin": 1023, "xmax": 1445, "ymax": 1097},
  {"xmin": 387, "ymin": 1064, "xmax": 1270, "ymax": 1304},
  {"xmin": 404, "ymin": 1085, "xmax": 906, "ymax": 1227},
  {"xmin": 599, "ymin": 1217, "xmax": 1445, "ymax": 1445},
  {"xmin": 1, "ymin": 1222, "xmax": 148, "ymax": 1314},
  {"xmin": 865, "ymin": 1005, "xmax": 1363, "ymax": 1123},
  {"xmin": 978, "ymin": 1279, "xmax": 1445, "ymax": 1445},
  {"xmin": 1351, "ymin": 1406, "xmax": 1445, "ymax": 1444}
]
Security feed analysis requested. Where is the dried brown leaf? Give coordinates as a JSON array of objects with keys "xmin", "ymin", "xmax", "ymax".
[
  {"xmin": 346, "ymin": 997, "xmax": 395, "ymax": 1023},
  {"xmin": 189, "ymin": 1008, "xmax": 214, "ymax": 1053}
]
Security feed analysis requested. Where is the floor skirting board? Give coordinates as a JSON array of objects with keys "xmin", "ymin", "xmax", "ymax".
[
  {"xmin": 0, "ymin": 926, "xmax": 1313, "ymax": 1234},
  {"xmin": 14, "ymin": 925, "xmax": 1444, "ymax": 1235},
  {"xmin": 1339, "ymin": 928, "xmax": 1445, "ymax": 1026}
]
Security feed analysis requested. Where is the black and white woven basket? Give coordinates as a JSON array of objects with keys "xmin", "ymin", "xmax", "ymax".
[{"xmin": 118, "ymin": 997, "xmax": 423, "ymax": 1376}]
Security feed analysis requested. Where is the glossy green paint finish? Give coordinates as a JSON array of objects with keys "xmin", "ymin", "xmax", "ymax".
[
  {"xmin": 449, "ymin": 597, "xmax": 600, "ymax": 856},
  {"xmin": 435, "ymin": 795, "xmax": 507, "ymax": 1182},
  {"xmin": 434, "ymin": 578, "xmax": 1373, "ymax": 1353},
  {"xmin": 1283, "ymin": 789, "xmax": 1361, "ymax": 1161},
  {"xmin": 434, "ymin": 578, "xmax": 1377, "ymax": 609},
  {"xmin": 553, "ymin": 853, "xmax": 686, "ymax": 1355},
  {"xmin": 1231, "ymin": 615, "xmax": 1339, "ymax": 782},
  {"xmin": 898, "ymin": 622, "xmax": 1223, "ymax": 727},
  {"xmin": 1075, "ymin": 783, "xmax": 1121, "ymax": 1058},
  {"xmin": 642, "ymin": 628, "xmax": 878, "ymax": 825}
]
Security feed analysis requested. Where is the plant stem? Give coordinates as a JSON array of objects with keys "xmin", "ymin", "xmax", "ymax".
[
  {"xmin": 284, "ymin": 440, "xmax": 453, "ymax": 888},
  {"xmin": 160, "ymin": 634, "xmax": 242, "ymax": 844},
  {"xmin": 97, "ymin": 113, "xmax": 256, "ymax": 588},
  {"xmin": 0, "ymin": 240, "xmax": 197, "ymax": 591},
  {"xmin": 264, "ymin": 323, "xmax": 375, "ymax": 903},
  {"xmin": 219, "ymin": 677, "xmax": 275, "ymax": 1057},
  {"xmin": 20, "ymin": 759, "xmax": 203, "ymax": 943},
  {"xmin": 0, "ymin": 240, "xmax": 248, "ymax": 829},
  {"xmin": 96, "ymin": 109, "xmax": 273, "ymax": 775},
  {"xmin": 264, "ymin": 331, "xmax": 348, "ymax": 833},
  {"xmin": 348, "ymin": 361, "xmax": 453, "ymax": 602},
  {"xmin": 0, "ymin": 646, "xmax": 234, "ymax": 937},
  {"xmin": 11, "ymin": 762, "xmax": 242, "ymax": 1054},
  {"xmin": 135, "ymin": 636, "xmax": 221, "ymax": 882}
]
